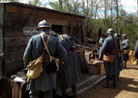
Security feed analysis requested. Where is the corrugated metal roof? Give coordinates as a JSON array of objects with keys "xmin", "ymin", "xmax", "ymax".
[{"xmin": 0, "ymin": 1, "xmax": 86, "ymax": 18}]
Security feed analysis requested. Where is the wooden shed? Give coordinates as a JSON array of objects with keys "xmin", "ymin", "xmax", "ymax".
[{"xmin": 0, "ymin": 2, "xmax": 86, "ymax": 76}]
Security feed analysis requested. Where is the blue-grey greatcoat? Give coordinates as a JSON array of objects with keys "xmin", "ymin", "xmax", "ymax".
[
  {"xmin": 119, "ymin": 39, "xmax": 124, "ymax": 69},
  {"xmin": 99, "ymin": 37, "xmax": 104, "ymax": 47},
  {"xmin": 99, "ymin": 36, "xmax": 118, "ymax": 77},
  {"xmin": 134, "ymin": 40, "xmax": 138, "ymax": 64},
  {"xmin": 58, "ymin": 34, "xmax": 80, "ymax": 86},
  {"xmin": 114, "ymin": 37, "xmax": 122, "ymax": 76},
  {"xmin": 23, "ymin": 32, "xmax": 67, "ymax": 92},
  {"xmin": 99, "ymin": 37, "xmax": 105, "ymax": 57},
  {"xmin": 122, "ymin": 39, "xmax": 129, "ymax": 61}
]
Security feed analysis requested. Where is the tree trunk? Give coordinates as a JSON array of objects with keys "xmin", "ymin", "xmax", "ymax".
[
  {"xmin": 110, "ymin": 0, "xmax": 113, "ymax": 27},
  {"xmin": 114, "ymin": 0, "xmax": 119, "ymax": 34},
  {"xmin": 137, "ymin": 0, "xmax": 138, "ymax": 16}
]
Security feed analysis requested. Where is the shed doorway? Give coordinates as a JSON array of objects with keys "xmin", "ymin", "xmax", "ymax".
[{"xmin": 52, "ymin": 25, "xmax": 63, "ymax": 34}]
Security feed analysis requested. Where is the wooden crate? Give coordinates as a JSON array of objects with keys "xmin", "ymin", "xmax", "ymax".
[{"xmin": 95, "ymin": 63, "xmax": 105, "ymax": 75}]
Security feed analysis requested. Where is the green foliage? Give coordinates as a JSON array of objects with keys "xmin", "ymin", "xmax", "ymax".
[
  {"xmin": 47, "ymin": 0, "xmax": 138, "ymax": 48},
  {"xmin": 124, "ymin": 24, "xmax": 138, "ymax": 49},
  {"xmin": 28, "ymin": 0, "xmax": 43, "ymax": 6},
  {"xmin": 49, "ymin": 0, "xmax": 81, "ymax": 14}
]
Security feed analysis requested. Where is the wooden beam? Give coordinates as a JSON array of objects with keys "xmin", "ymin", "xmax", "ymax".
[{"xmin": 5, "ymin": 5, "xmax": 84, "ymax": 22}]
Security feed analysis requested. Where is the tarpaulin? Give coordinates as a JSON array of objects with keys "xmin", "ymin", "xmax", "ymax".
[{"xmin": 127, "ymin": 50, "xmax": 136, "ymax": 64}]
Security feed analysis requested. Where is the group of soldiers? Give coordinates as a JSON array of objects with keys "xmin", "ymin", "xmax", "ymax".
[
  {"xmin": 23, "ymin": 19, "xmax": 132, "ymax": 98},
  {"xmin": 99, "ymin": 28, "xmax": 130, "ymax": 88},
  {"xmin": 23, "ymin": 20, "xmax": 80, "ymax": 98}
]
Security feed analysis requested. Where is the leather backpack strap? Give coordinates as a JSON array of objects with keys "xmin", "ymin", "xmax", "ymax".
[{"xmin": 40, "ymin": 34, "xmax": 52, "ymax": 62}]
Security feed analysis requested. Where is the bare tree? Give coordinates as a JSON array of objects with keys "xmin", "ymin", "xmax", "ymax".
[
  {"xmin": 110, "ymin": 0, "xmax": 113, "ymax": 27},
  {"xmin": 137, "ymin": 0, "xmax": 138, "ymax": 16},
  {"xmin": 114, "ymin": 0, "xmax": 119, "ymax": 33},
  {"xmin": 104, "ymin": 0, "xmax": 108, "ymax": 19}
]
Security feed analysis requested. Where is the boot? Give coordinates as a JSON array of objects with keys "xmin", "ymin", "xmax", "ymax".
[
  {"xmin": 112, "ymin": 76, "xmax": 117, "ymax": 89},
  {"xmin": 71, "ymin": 85, "xmax": 78, "ymax": 98},
  {"xmin": 103, "ymin": 77, "xmax": 110, "ymax": 88}
]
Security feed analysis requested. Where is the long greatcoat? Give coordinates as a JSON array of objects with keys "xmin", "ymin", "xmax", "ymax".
[
  {"xmin": 122, "ymin": 39, "xmax": 129, "ymax": 61},
  {"xmin": 23, "ymin": 32, "xmax": 67, "ymax": 92},
  {"xmin": 99, "ymin": 36, "xmax": 118, "ymax": 77},
  {"xmin": 114, "ymin": 37, "xmax": 122, "ymax": 76},
  {"xmin": 58, "ymin": 34, "xmax": 80, "ymax": 86}
]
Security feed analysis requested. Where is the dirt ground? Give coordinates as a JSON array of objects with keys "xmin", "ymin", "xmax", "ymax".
[{"xmin": 79, "ymin": 64, "xmax": 138, "ymax": 98}]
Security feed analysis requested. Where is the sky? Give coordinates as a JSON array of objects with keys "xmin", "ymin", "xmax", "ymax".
[
  {"xmin": 22, "ymin": 0, "xmax": 137, "ymax": 14},
  {"xmin": 121, "ymin": 0, "xmax": 137, "ymax": 14}
]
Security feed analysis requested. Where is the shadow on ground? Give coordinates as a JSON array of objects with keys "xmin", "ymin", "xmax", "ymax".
[{"xmin": 79, "ymin": 66, "xmax": 138, "ymax": 98}]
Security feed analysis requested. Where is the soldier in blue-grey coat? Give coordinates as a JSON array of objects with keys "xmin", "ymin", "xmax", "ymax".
[
  {"xmin": 122, "ymin": 34, "xmax": 129, "ymax": 68},
  {"xmin": 134, "ymin": 40, "xmax": 138, "ymax": 64},
  {"xmin": 114, "ymin": 33, "xmax": 123, "ymax": 81},
  {"xmin": 23, "ymin": 20, "xmax": 67, "ymax": 98},
  {"xmin": 58, "ymin": 34, "xmax": 80, "ymax": 98},
  {"xmin": 99, "ymin": 34, "xmax": 106, "ymax": 47},
  {"xmin": 99, "ymin": 34, "xmax": 106, "ymax": 59},
  {"xmin": 99, "ymin": 28, "xmax": 118, "ymax": 88}
]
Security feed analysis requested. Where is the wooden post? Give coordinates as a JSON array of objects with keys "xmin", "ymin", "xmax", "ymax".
[
  {"xmin": 0, "ymin": 4, "xmax": 3, "ymax": 56},
  {"xmin": 0, "ymin": 4, "xmax": 4, "ymax": 78},
  {"xmin": 70, "ymin": 20, "xmax": 74, "ymax": 37}
]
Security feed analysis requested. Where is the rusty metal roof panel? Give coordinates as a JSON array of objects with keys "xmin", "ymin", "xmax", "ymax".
[{"xmin": 0, "ymin": 1, "xmax": 86, "ymax": 18}]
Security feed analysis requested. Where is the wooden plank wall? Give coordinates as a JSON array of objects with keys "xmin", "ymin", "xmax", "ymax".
[
  {"xmin": 3, "ymin": 12, "xmax": 27, "ymax": 75},
  {"xmin": 0, "ymin": 4, "xmax": 4, "ymax": 55},
  {"xmin": 3, "ymin": 4, "xmax": 85, "ymax": 76},
  {"xmin": 0, "ymin": 4, "xmax": 4, "ymax": 78}
]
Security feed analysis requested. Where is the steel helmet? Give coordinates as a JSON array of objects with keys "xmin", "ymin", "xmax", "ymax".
[
  {"xmin": 123, "ymin": 34, "xmax": 127, "ymax": 37},
  {"xmin": 123, "ymin": 34, "xmax": 128, "ymax": 39},
  {"xmin": 107, "ymin": 28, "xmax": 114, "ymax": 35},
  {"xmin": 114, "ymin": 33, "xmax": 120, "ymax": 38},
  {"xmin": 38, "ymin": 20, "xmax": 50, "ymax": 28}
]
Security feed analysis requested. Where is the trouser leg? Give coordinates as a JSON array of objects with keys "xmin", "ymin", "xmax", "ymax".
[
  {"xmin": 71, "ymin": 84, "xmax": 77, "ymax": 97},
  {"xmin": 103, "ymin": 62, "xmax": 111, "ymax": 88},
  {"xmin": 43, "ymin": 90, "xmax": 53, "ymax": 98},
  {"xmin": 29, "ymin": 90, "xmax": 39, "ymax": 98}
]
